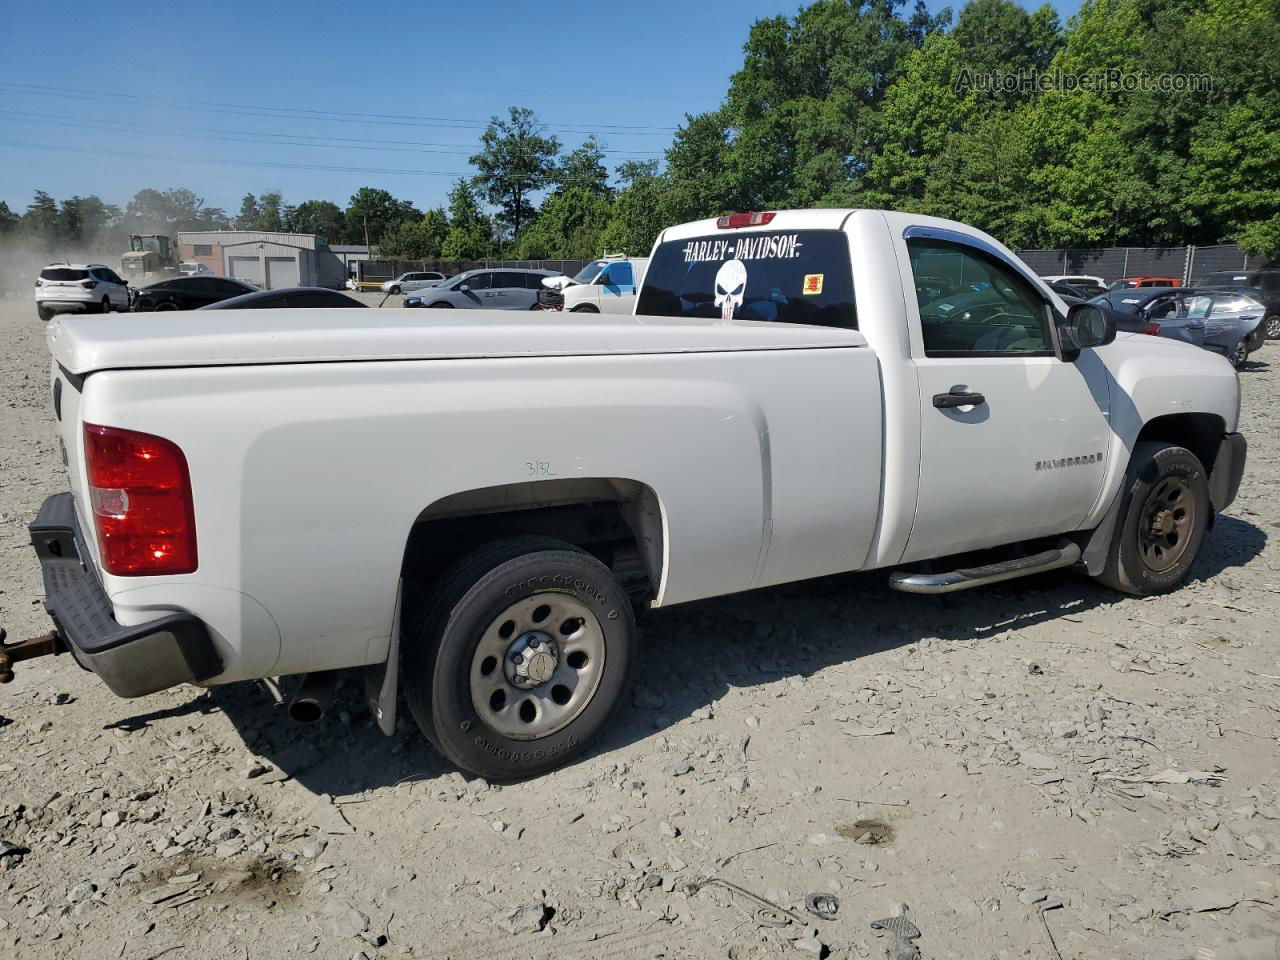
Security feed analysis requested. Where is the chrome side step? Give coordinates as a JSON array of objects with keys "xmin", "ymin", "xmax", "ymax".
[{"xmin": 889, "ymin": 542, "xmax": 1082, "ymax": 595}]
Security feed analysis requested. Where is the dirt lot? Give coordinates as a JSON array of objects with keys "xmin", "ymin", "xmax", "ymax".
[{"xmin": 1, "ymin": 297, "xmax": 1277, "ymax": 960}]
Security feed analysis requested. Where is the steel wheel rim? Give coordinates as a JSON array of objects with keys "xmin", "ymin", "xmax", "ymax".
[
  {"xmin": 470, "ymin": 593, "xmax": 605, "ymax": 740},
  {"xmin": 1266, "ymin": 316, "xmax": 1280, "ymax": 339},
  {"xmin": 1139, "ymin": 476, "xmax": 1195, "ymax": 572}
]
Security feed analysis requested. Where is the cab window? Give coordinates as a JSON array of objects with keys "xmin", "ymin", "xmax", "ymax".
[
  {"xmin": 907, "ymin": 238, "xmax": 1053, "ymax": 356},
  {"xmin": 601, "ymin": 263, "xmax": 634, "ymax": 287}
]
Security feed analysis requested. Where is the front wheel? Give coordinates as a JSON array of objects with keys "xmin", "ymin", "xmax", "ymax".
[
  {"xmin": 1095, "ymin": 442, "xmax": 1210, "ymax": 596},
  {"xmin": 404, "ymin": 537, "xmax": 635, "ymax": 780},
  {"xmin": 388, "ymin": 285, "xmax": 401, "ymax": 295},
  {"xmin": 571, "ymin": 304, "xmax": 600, "ymax": 313},
  {"xmin": 1230, "ymin": 339, "xmax": 1249, "ymax": 369},
  {"xmin": 1264, "ymin": 314, "xmax": 1280, "ymax": 340},
  {"xmin": 428, "ymin": 302, "xmax": 453, "ymax": 308}
]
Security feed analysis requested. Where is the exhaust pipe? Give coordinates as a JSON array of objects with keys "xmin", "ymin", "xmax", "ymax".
[{"xmin": 288, "ymin": 671, "xmax": 338, "ymax": 723}]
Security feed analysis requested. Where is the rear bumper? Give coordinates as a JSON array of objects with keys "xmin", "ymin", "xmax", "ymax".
[
  {"xmin": 1209, "ymin": 432, "xmax": 1247, "ymax": 512},
  {"xmin": 28, "ymin": 493, "xmax": 222, "ymax": 698}
]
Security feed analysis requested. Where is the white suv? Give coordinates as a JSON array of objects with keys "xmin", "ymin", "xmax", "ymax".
[
  {"xmin": 380, "ymin": 271, "xmax": 447, "ymax": 295},
  {"xmin": 35, "ymin": 264, "xmax": 131, "ymax": 321}
]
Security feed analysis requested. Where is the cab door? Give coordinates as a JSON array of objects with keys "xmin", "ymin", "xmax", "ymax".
[
  {"xmin": 899, "ymin": 229, "xmax": 1112, "ymax": 562},
  {"xmin": 598, "ymin": 262, "xmax": 636, "ymax": 313}
]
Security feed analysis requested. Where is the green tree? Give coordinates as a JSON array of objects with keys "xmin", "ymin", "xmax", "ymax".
[
  {"xmin": 24, "ymin": 191, "xmax": 61, "ymax": 238},
  {"xmin": 59, "ymin": 195, "xmax": 120, "ymax": 244},
  {"xmin": 379, "ymin": 207, "xmax": 450, "ymax": 259},
  {"xmin": 440, "ymin": 179, "xmax": 496, "ymax": 260},
  {"xmin": 238, "ymin": 193, "xmax": 260, "ymax": 228},
  {"xmin": 125, "ymin": 188, "xmax": 228, "ymax": 232},
  {"xmin": 469, "ymin": 106, "xmax": 560, "ymax": 243},
  {"xmin": 514, "ymin": 188, "xmax": 613, "ymax": 259},
  {"xmin": 0, "ymin": 201, "xmax": 18, "ymax": 233},
  {"xmin": 343, "ymin": 187, "xmax": 420, "ymax": 247},
  {"xmin": 602, "ymin": 163, "xmax": 669, "ymax": 256},
  {"xmin": 558, "ymin": 136, "xmax": 611, "ymax": 195},
  {"xmin": 290, "ymin": 200, "xmax": 346, "ymax": 241}
]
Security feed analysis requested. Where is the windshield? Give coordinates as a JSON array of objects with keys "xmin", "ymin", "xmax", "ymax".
[
  {"xmin": 572, "ymin": 261, "xmax": 607, "ymax": 284},
  {"xmin": 636, "ymin": 229, "xmax": 857, "ymax": 328},
  {"xmin": 1198, "ymin": 273, "xmax": 1251, "ymax": 288}
]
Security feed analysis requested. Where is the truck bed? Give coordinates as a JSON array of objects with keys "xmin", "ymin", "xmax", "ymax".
[{"xmin": 48, "ymin": 309, "xmax": 867, "ymax": 374}]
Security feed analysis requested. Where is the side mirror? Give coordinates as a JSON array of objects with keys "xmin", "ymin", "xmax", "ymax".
[
  {"xmin": 1060, "ymin": 302, "xmax": 1116, "ymax": 357},
  {"xmin": 459, "ymin": 284, "xmax": 470, "ymax": 293}
]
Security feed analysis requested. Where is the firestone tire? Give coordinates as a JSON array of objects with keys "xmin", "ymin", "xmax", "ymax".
[
  {"xmin": 404, "ymin": 537, "xmax": 635, "ymax": 780},
  {"xmin": 1095, "ymin": 442, "xmax": 1210, "ymax": 596}
]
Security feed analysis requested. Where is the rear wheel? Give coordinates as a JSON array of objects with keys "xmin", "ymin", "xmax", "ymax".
[
  {"xmin": 1264, "ymin": 314, "xmax": 1280, "ymax": 340},
  {"xmin": 404, "ymin": 537, "xmax": 635, "ymax": 780},
  {"xmin": 37, "ymin": 305, "xmax": 53, "ymax": 322},
  {"xmin": 1095, "ymin": 442, "xmax": 1210, "ymax": 596},
  {"xmin": 100, "ymin": 297, "xmax": 111, "ymax": 314}
]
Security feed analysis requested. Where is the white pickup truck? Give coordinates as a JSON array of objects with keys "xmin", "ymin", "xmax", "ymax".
[{"xmin": 11, "ymin": 209, "xmax": 1245, "ymax": 780}]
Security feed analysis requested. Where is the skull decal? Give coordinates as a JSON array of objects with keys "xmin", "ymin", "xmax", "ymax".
[{"xmin": 714, "ymin": 259, "xmax": 747, "ymax": 321}]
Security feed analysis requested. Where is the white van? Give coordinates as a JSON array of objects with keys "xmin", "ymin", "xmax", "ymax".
[{"xmin": 542, "ymin": 256, "xmax": 648, "ymax": 313}]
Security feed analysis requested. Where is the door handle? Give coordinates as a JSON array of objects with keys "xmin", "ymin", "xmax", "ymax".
[{"xmin": 933, "ymin": 389, "xmax": 986, "ymax": 409}]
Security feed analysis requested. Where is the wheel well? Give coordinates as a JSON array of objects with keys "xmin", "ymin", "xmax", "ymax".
[
  {"xmin": 400, "ymin": 478, "xmax": 664, "ymax": 602},
  {"xmin": 1135, "ymin": 412, "xmax": 1225, "ymax": 473}
]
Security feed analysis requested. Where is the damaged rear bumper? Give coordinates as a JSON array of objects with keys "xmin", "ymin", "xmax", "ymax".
[{"xmin": 27, "ymin": 492, "xmax": 222, "ymax": 697}]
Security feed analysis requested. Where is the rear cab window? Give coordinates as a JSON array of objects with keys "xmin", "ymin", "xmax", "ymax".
[{"xmin": 636, "ymin": 229, "xmax": 857, "ymax": 329}]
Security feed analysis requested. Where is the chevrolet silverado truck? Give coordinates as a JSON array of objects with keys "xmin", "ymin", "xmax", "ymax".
[{"xmin": 8, "ymin": 209, "xmax": 1246, "ymax": 780}]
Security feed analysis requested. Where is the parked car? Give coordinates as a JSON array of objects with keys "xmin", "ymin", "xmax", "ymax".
[
  {"xmin": 132, "ymin": 276, "xmax": 258, "ymax": 311},
  {"xmin": 539, "ymin": 257, "xmax": 650, "ymax": 314},
  {"xmin": 179, "ymin": 262, "xmax": 212, "ymax": 277},
  {"xmin": 19, "ymin": 208, "xmax": 1245, "ymax": 781},
  {"xmin": 1092, "ymin": 287, "xmax": 1266, "ymax": 367},
  {"xmin": 381, "ymin": 271, "xmax": 448, "ymax": 295},
  {"xmin": 199, "ymin": 287, "xmax": 366, "ymax": 310},
  {"xmin": 403, "ymin": 268, "xmax": 557, "ymax": 310},
  {"xmin": 1045, "ymin": 280, "xmax": 1086, "ymax": 303},
  {"xmin": 1042, "ymin": 274, "xmax": 1107, "ymax": 298},
  {"xmin": 34, "ymin": 263, "xmax": 130, "ymax": 321},
  {"xmin": 1195, "ymin": 269, "xmax": 1280, "ymax": 340},
  {"xmin": 1111, "ymin": 276, "xmax": 1182, "ymax": 290}
]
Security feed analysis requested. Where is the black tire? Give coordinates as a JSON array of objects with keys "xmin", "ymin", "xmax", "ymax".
[
  {"xmin": 1095, "ymin": 442, "xmax": 1211, "ymax": 596},
  {"xmin": 1230, "ymin": 339, "xmax": 1249, "ymax": 369},
  {"xmin": 155, "ymin": 301, "xmax": 178, "ymax": 312},
  {"xmin": 37, "ymin": 305, "xmax": 53, "ymax": 322},
  {"xmin": 1264, "ymin": 314, "xmax": 1280, "ymax": 340},
  {"xmin": 571, "ymin": 304, "xmax": 600, "ymax": 313},
  {"xmin": 404, "ymin": 537, "xmax": 635, "ymax": 780},
  {"xmin": 389, "ymin": 285, "xmax": 401, "ymax": 295},
  {"xmin": 428, "ymin": 302, "xmax": 453, "ymax": 308},
  {"xmin": 100, "ymin": 297, "xmax": 111, "ymax": 314}
]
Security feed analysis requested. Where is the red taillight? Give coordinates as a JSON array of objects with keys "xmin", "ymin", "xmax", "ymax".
[
  {"xmin": 716, "ymin": 211, "xmax": 776, "ymax": 229},
  {"xmin": 1141, "ymin": 322, "xmax": 1160, "ymax": 336},
  {"xmin": 81, "ymin": 280, "xmax": 98, "ymax": 290},
  {"xmin": 83, "ymin": 423, "xmax": 197, "ymax": 576}
]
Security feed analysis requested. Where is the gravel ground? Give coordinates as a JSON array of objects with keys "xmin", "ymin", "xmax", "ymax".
[{"xmin": 1, "ymin": 298, "xmax": 1278, "ymax": 960}]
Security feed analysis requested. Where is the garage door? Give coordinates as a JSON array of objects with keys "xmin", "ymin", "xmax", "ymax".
[
  {"xmin": 265, "ymin": 257, "xmax": 299, "ymax": 290},
  {"xmin": 228, "ymin": 256, "xmax": 262, "ymax": 286}
]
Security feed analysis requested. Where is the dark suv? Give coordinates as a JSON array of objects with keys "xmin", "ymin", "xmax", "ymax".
[{"xmin": 1195, "ymin": 270, "xmax": 1280, "ymax": 339}]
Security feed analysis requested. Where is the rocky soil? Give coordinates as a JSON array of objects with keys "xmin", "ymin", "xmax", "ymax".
[{"xmin": 1, "ymin": 298, "xmax": 1277, "ymax": 959}]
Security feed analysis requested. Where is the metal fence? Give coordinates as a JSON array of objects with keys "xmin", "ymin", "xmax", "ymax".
[
  {"xmin": 1014, "ymin": 244, "xmax": 1276, "ymax": 286},
  {"xmin": 353, "ymin": 259, "xmax": 591, "ymax": 285}
]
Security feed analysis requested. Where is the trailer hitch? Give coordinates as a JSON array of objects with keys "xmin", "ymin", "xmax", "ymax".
[{"xmin": 0, "ymin": 628, "xmax": 64, "ymax": 684}]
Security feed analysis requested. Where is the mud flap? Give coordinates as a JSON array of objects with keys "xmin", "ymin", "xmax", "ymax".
[{"xmin": 364, "ymin": 579, "xmax": 401, "ymax": 736}]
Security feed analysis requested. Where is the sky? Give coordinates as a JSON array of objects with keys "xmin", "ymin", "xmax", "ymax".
[{"xmin": 0, "ymin": 0, "xmax": 1082, "ymax": 220}]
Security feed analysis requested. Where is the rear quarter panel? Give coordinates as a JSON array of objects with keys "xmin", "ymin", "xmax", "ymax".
[{"xmin": 79, "ymin": 346, "xmax": 883, "ymax": 681}]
